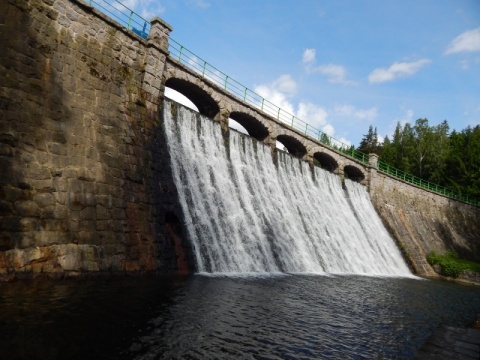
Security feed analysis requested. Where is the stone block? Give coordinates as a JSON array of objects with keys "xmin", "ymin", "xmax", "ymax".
[
  {"xmin": 19, "ymin": 217, "xmax": 40, "ymax": 232},
  {"xmin": 25, "ymin": 163, "xmax": 52, "ymax": 180},
  {"xmin": 0, "ymin": 144, "xmax": 14, "ymax": 157},
  {"xmin": 33, "ymin": 193, "xmax": 56, "ymax": 208},
  {"xmin": 96, "ymin": 220, "xmax": 111, "ymax": 232},
  {"xmin": 35, "ymin": 231, "xmax": 68, "ymax": 246},
  {"xmin": 0, "ymin": 185, "xmax": 22, "ymax": 202},
  {"xmin": 47, "ymin": 142, "xmax": 67, "ymax": 155},
  {"xmin": 56, "ymin": 244, "xmax": 80, "ymax": 271},
  {"xmin": 96, "ymin": 205, "xmax": 110, "ymax": 220},
  {"xmin": 16, "ymin": 200, "xmax": 40, "ymax": 217}
]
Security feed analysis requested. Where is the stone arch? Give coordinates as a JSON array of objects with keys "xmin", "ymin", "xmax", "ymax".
[
  {"xmin": 344, "ymin": 165, "xmax": 365, "ymax": 183},
  {"xmin": 229, "ymin": 111, "xmax": 269, "ymax": 141},
  {"xmin": 313, "ymin": 151, "xmax": 338, "ymax": 173},
  {"xmin": 165, "ymin": 77, "xmax": 220, "ymax": 119},
  {"xmin": 276, "ymin": 134, "xmax": 307, "ymax": 158}
]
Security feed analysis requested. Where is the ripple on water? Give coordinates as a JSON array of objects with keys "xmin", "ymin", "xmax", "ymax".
[{"xmin": 0, "ymin": 275, "xmax": 479, "ymax": 359}]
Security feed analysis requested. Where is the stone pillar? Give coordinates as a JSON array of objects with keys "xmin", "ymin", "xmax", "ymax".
[
  {"xmin": 368, "ymin": 153, "xmax": 379, "ymax": 169},
  {"xmin": 148, "ymin": 17, "xmax": 173, "ymax": 51},
  {"xmin": 141, "ymin": 17, "xmax": 173, "ymax": 114},
  {"xmin": 334, "ymin": 166, "xmax": 345, "ymax": 181},
  {"xmin": 367, "ymin": 153, "xmax": 379, "ymax": 194}
]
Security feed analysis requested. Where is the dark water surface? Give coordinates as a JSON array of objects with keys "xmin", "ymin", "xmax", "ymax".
[{"xmin": 1, "ymin": 274, "xmax": 479, "ymax": 359}]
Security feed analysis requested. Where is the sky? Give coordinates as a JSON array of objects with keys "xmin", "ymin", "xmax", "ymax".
[{"xmin": 121, "ymin": 0, "xmax": 479, "ymax": 147}]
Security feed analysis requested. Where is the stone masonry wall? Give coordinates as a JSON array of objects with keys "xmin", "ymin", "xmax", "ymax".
[
  {"xmin": 369, "ymin": 169, "xmax": 480, "ymax": 277},
  {"xmin": 2, "ymin": 0, "xmax": 479, "ymax": 281},
  {"xmin": 0, "ymin": 0, "xmax": 184, "ymax": 279}
]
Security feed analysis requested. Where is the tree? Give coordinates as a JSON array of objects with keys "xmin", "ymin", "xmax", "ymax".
[
  {"xmin": 445, "ymin": 125, "xmax": 480, "ymax": 197},
  {"xmin": 380, "ymin": 135, "xmax": 396, "ymax": 165},
  {"xmin": 358, "ymin": 125, "xmax": 380, "ymax": 154},
  {"xmin": 320, "ymin": 132, "xmax": 331, "ymax": 146}
]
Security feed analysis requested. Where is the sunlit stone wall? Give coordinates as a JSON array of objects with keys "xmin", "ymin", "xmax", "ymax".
[{"xmin": 369, "ymin": 166, "xmax": 480, "ymax": 277}]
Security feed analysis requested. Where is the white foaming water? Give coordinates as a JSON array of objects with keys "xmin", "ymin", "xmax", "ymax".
[{"xmin": 164, "ymin": 100, "xmax": 411, "ymax": 276}]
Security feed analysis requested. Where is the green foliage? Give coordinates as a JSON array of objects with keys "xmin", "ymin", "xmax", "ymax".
[
  {"xmin": 358, "ymin": 125, "xmax": 380, "ymax": 154},
  {"xmin": 359, "ymin": 120, "xmax": 480, "ymax": 200},
  {"xmin": 426, "ymin": 250, "xmax": 480, "ymax": 278},
  {"xmin": 319, "ymin": 132, "xmax": 331, "ymax": 146}
]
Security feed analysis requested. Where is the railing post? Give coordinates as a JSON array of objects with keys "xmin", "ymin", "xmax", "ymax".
[
  {"xmin": 202, "ymin": 61, "xmax": 207, "ymax": 77},
  {"xmin": 127, "ymin": 10, "xmax": 133, "ymax": 30},
  {"xmin": 224, "ymin": 76, "xmax": 229, "ymax": 90},
  {"xmin": 178, "ymin": 46, "xmax": 183, "ymax": 61}
]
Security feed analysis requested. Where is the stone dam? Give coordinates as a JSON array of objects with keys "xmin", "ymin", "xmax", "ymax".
[{"xmin": 0, "ymin": 0, "xmax": 479, "ymax": 280}]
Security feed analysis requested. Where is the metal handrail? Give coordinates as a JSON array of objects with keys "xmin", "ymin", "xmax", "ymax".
[
  {"xmin": 167, "ymin": 38, "xmax": 369, "ymax": 165},
  {"xmin": 88, "ymin": 0, "xmax": 150, "ymax": 38},
  {"xmin": 85, "ymin": 0, "xmax": 478, "ymax": 207},
  {"xmin": 378, "ymin": 161, "xmax": 480, "ymax": 206}
]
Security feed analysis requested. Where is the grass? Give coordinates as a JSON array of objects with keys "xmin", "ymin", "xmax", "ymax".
[{"xmin": 427, "ymin": 250, "xmax": 480, "ymax": 278}]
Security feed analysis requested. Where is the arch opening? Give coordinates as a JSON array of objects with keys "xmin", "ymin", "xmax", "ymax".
[
  {"xmin": 165, "ymin": 211, "xmax": 193, "ymax": 274},
  {"xmin": 276, "ymin": 135, "xmax": 307, "ymax": 158},
  {"xmin": 165, "ymin": 78, "xmax": 219, "ymax": 118},
  {"xmin": 313, "ymin": 152, "xmax": 338, "ymax": 173},
  {"xmin": 229, "ymin": 112, "xmax": 269, "ymax": 141},
  {"xmin": 344, "ymin": 165, "xmax": 365, "ymax": 183}
]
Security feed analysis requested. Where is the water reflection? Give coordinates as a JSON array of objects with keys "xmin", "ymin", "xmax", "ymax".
[{"xmin": 0, "ymin": 275, "xmax": 479, "ymax": 359}]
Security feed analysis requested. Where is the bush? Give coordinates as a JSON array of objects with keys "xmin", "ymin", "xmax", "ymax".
[{"xmin": 426, "ymin": 250, "xmax": 480, "ymax": 278}]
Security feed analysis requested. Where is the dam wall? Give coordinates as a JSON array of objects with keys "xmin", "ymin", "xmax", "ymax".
[
  {"xmin": 369, "ymin": 168, "xmax": 480, "ymax": 277},
  {"xmin": 0, "ymin": 0, "xmax": 479, "ymax": 279},
  {"xmin": 0, "ymin": 0, "xmax": 184, "ymax": 279}
]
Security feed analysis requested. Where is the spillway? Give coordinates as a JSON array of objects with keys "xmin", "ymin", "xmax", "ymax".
[{"xmin": 163, "ymin": 100, "xmax": 411, "ymax": 276}]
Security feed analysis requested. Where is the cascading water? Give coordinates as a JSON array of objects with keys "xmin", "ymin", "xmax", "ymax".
[{"xmin": 164, "ymin": 100, "xmax": 411, "ymax": 276}]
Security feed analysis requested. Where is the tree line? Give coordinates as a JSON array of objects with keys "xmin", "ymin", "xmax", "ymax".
[{"xmin": 357, "ymin": 119, "xmax": 480, "ymax": 198}]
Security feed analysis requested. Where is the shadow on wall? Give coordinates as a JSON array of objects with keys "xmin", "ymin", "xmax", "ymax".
[
  {"xmin": 165, "ymin": 212, "xmax": 194, "ymax": 274},
  {"xmin": 0, "ymin": 0, "xmax": 71, "ymax": 269},
  {"xmin": 436, "ymin": 200, "xmax": 480, "ymax": 261}
]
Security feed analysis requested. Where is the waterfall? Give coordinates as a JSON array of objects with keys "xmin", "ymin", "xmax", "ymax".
[{"xmin": 163, "ymin": 100, "xmax": 411, "ymax": 276}]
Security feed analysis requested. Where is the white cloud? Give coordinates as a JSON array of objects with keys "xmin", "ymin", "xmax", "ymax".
[
  {"xmin": 337, "ymin": 137, "xmax": 351, "ymax": 148},
  {"xmin": 118, "ymin": 0, "xmax": 165, "ymax": 20},
  {"xmin": 368, "ymin": 59, "xmax": 431, "ymax": 84},
  {"xmin": 254, "ymin": 76, "xmax": 336, "ymax": 137},
  {"xmin": 255, "ymin": 85, "xmax": 295, "ymax": 116},
  {"xmin": 164, "ymin": 87, "xmax": 198, "ymax": 111},
  {"xmin": 445, "ymin": 27, "xmax": 480, "ymax": 55},
  {"xmin": 322, "ymin": 124, "xmax": 335, "ymax": 137},
  {"xmin": 297, "ymin": 102, "xmax": 329, "ymax": 128},
  {"xmin": 254, "ymin": 75, "xmax": 297, "ymax": 116},
  {"xmin": 334, "ymin": 104, "xmax": 378, "ymax": 121},
  {"xmin": 228, "ymin": 119, "xmax": 248, "ymax": 134},
  {"xmin": 301, "ymin": 49, "xmax": 352, "ymax": 85},
  {"xmin": 187, "ymin": 0, "xmax": 211, "ymax": 8},
  {"xmin": 313, "ymin": 64, "xmax": 352, "ymax": 84},
  {"xmin": 302, "ymin": 48, "xmax": 316, "ymax": 65},
  {"xmin": 272, "ymin": 74, "xmax": 298, "ymax": 95}
]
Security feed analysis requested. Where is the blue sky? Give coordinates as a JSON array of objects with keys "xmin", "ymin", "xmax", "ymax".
[{"xmin": 123, "ymin": 0, "xmax": 479, "ymax": 146}]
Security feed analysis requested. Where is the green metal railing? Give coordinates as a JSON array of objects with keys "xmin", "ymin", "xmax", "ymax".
[
  {"xmin": 88, "ymin": 0, "xmax": 150, "ymax": 38},
  {"xmin": 167, "ymin": 38, "xmax": 368, "ymax": 164},
  {"xmin": 378, "ymin": 161, "xmax": 480, "ymax": 206},
  {"xmin": 86, "ymin": 0, "xmax": 479, "ymax": 207}
]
